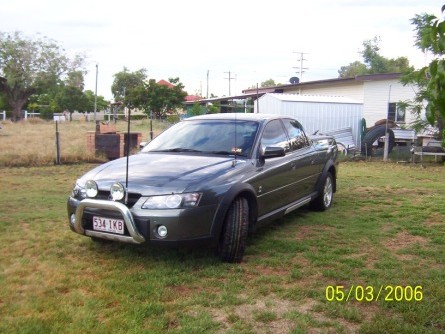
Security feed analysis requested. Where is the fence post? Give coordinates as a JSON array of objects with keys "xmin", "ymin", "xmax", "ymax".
[
  {"xmin": 1, "ymin": 111, "xmax": 5, "ymax": 121},
  {"xmin": 55, "ymin": 121, "xmax": 61, "ymax": 165}
]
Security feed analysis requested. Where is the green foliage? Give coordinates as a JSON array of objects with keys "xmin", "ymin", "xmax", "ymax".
[
  {"xmin": 401, "ymin": 8, "xmax": 445, "ymax": 142},
  {"xmin": 261, "ymin": 79, "xmax": 277, "ymax": 87},
  {"xmin": 206, "ymin": 102, "xmax": 220, "ymax": 114},
  {"xmin": 83, "ymin": 90, "xmax": 108, "ymax": 112},
  {"xmin": 338, "ymin": 61, "xmax": 369, "ymax": 78},
  {"xmin": 122, "ymin": 77, "xmax": 187, "ymax": 118},
  {"xmin": 190, "ymin": 101, "xmax": 204, "ymax": 116},
  {"xmin": 111, "ymin": 67, "xmax": 147, "ymax": 102},
  {"xmin": 338, "ymin": 37, "xmax": 413, "ymax": 78},
  {"xmin": 0, "ymin": 31, "xmax": 86, "ymax": 120},
  {"xmin": 0, "ymin": 91, "xmax": 7, "ymax": 110}
]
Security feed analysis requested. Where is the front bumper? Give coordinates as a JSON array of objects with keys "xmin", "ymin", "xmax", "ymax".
[
  {"xmin": 67, "ymin": 197, "xmax": 218, "ymax": 245},
  {"xmin": 72, "ymin": 198, "xmax": 145, "ymax": 244}
]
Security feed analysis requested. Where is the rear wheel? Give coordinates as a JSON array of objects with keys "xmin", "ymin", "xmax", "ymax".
[
  {"xmin": 218, "ymin": 197, "xmax": 249, "ymax": 263},
  {"xmin": 311, "ymin": 172, "xmax": 334, "ymax": 211}
]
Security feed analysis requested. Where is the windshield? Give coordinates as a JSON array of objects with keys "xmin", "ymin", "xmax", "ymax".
[{"xmin": 142, "ymin": 119, "xmax": 259, "ymax": 158}]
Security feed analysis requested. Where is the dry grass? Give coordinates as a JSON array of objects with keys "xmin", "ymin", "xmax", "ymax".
[
  {"xmin": 0, "ymin": 160, "xmax": 444, "ymax": 333},
  {"xmin": 0, "ymin": 118, "xmax": 171, "ymax": 167}
]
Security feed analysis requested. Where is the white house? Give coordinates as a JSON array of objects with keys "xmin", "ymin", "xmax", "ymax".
[{"xmin": 243, "ymin": 73, "xmax": 418, "ymax": 128}]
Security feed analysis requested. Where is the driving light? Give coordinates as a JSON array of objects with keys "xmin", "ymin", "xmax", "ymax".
[
  {"xmin": 110, "ymin": 182, "xmax": 125, "ymax": 201},
  {"xmin": 157, "ymin": 225, "xmax": 168, "ymax": 238},
  {"xmin": 142, "ymin": 193, "xmax": 201, "ymax": 210},
  {"xmin": 85, "ymin": 180, "xmax": 98, "ymax": 198}
]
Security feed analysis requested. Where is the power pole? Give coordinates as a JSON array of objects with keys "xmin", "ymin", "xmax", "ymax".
[
  {"xmin": 224, "ymin": 71, "xmax": 236, "ymax": 96},
  {"xmin": 292, "ymin": 51, "xmax": 308, "ymax": 82},
  {"xmin": 94, "ymin": 64, "xmax": 98, "ymax": 122},
  {"xmin": 206, "ymin": 70, "xmax": 209, "ymax": 99}
]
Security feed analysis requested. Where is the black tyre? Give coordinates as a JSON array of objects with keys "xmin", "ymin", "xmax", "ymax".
[
  {"xmin": 310, "ymin": 172, "xmax": 334, "ymax": 211},
  {"xmin": 218, "ymin": 197, "xmax": 249, "ymax": 263},
  {"xmin": 361, "ymin": 125, "xmax": 395, "ymax": 156}
]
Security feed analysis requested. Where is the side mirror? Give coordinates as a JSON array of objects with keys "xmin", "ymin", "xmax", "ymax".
[{"xmin": 261, "ymin": 146, "xmax": 285, "ymax": 159}]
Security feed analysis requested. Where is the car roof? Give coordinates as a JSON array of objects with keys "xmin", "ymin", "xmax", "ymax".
[{"xmin": 186, "ymin": 113, "xmax": 287, "ymax": 122}]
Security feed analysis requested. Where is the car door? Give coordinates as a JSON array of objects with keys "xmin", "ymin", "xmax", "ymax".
[
  {"xmin": 251, "ymin": 119, "xmax": 297, "ymax": 217},
  {"xmin": 282, "ymin": 118, "xmax": 324, "ymax": 197}
]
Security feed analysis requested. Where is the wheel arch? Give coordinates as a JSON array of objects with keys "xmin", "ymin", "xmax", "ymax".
[
  {"xmin": 210, "ymin": 183, "xmax": 258, "ymax": 243},
  {"xmin": 316, "ymin": 161, "xmax": 337, "ymax": 195}
]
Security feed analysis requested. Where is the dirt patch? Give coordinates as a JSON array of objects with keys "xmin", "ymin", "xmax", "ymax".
[
  {"xmin": 294, "ymin": 225, "xmax": 335, "ymax": 241},
  {"xmin": 422, "ymin": 214, "xmax": 444, "ymax": 227},
  {"xmin": 384, "ymin": 231, "xmax": 428, "ymax": 252},
  {"xmin": 209, "ymin": 295, "xmax": 365, "ymax": 334}
]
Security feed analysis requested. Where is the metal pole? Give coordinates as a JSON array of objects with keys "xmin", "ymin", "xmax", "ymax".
[
  {"xmin": 206, "ymin": 70, "xmax": 209, "ymax": 99},
  {"xmin": 383, "ymin": 85, "xmax": 392, "ymax": 161},
  {"xmin": 55, "ymin": 121, "xmax": 61, "ymax": 165},
  {"xmin": 150, "ymin": 110, "xmax": 153, "ymax": 140},
  {"xmin": 94, "ymin": 64, "xmax": 98, "ymax": 122},
  {"xmin": 125, "ymin": 107, "xmax": 131, "ymax": 204}
]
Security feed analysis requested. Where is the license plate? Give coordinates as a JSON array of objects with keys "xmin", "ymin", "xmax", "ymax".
[{"xmin": 93, "ymin": 216, "xmax": 125, "ymax": 235}]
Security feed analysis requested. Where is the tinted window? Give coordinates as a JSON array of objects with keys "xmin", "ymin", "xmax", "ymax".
[
  {"xmin": 260, "ymin": 120, "xmax": 289, "ymax": 152},
  {"xmin": 282, "ymin": 119, "xmax": 309, "ymax": 151},
  {"xmin": 142, "ymin": 120, "xmax": 259, "ymax": 157}
]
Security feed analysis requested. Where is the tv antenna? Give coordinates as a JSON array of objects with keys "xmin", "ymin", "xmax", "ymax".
[{"xmin": 292, "ymin": 51, "xmax": 308, "ymax": 82}]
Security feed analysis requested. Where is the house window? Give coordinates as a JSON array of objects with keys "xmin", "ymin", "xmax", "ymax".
[{"xmin": 388, "ymin": 103, "xmax": 405, "ymax": 123}]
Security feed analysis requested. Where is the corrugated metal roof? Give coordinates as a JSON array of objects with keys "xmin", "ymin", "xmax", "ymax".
[{"xmin": 262, "ymin": 93, "xmax": 362, "ymax": 104}]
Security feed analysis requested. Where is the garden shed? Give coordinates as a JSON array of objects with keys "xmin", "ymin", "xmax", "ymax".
[{"xmin": 255, "ymin": 93, "xmax": 363, "ymax": 148}]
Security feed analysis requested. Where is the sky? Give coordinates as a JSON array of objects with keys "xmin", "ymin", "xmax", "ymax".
[{"xmin": 0, "ymin": 0, "xmax": 442, "ymax": 101}]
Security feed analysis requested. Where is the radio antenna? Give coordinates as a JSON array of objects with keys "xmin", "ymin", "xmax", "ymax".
[{"xmin": 125, "ymin": 106, "xmax": 131, "ymax": 204}]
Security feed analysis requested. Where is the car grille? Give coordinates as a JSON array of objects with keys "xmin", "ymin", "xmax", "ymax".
[{"xmin": 96, "ymin": 191, "xmax": 142, "ymax": 208}]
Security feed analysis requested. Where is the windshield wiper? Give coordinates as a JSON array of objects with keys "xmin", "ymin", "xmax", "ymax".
[
  {"xmin": 151, "ymin": 148, "xmax": 203, "ymax": 153},
  {"xmin": 206, "ymin": 150, "xmax": 234, "ymax": 156}
]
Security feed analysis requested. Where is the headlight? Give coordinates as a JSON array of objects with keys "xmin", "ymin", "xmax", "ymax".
[
  {"xmin": 71, "ymin": 184, "xmax": 86, "ymax": 199},
  {"xmin": 85, "ymin": 180, "xmax": 98, "ymax": 198},
  {"xmin": 110, "ymin": 182, "xmax": 125, "ymax": 201},
  {"xmin": 142, "ymin": 193, "xmax": 201, "ymax": 209}
]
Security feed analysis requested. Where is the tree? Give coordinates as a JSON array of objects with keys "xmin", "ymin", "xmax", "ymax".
[
  {"xmin": 84, "ymin": 90, "xmax": 108, "ymax": 113},
  {"xmin": 338, "ymin": 61, "xmax": 369, "ymax": 78},
  {"xmin": 0, "ymin": 31, "xmax": 86, "ymax": 121},
  {"xmin": 126, "ymin": 77, "xmax": 187, "ymax": 118},
  {"xmin": 261, "ymin": 79, "xmax": 277, "ymax": 87},
  {"xmin": 0, "ymin": 90, "xmax": 7, "ymax": 111},
  {"xmin": 55, "ymin": 86, "xmax": 89, "ymax": 113},
  {"xmin": 145, "ymin": 78, "xmax": 187, "ymax": 118},
  {"xmin": 111, "ymin": 67, "xmax": 147, "ymax": 101},
  {"xmin": 190, "ymin": 101, "xmax": 204, "ymax": 116},
  {"xmin": 401, "ymin": 7, "xmax": 445, "ymax": 141},
  {"xmin": 338, "ymin": 37, "xmax": 413, "ymax": 78}
]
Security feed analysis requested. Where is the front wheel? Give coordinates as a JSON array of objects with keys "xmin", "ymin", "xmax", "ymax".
[
  {"xmin": 310, "ymin": 172, "xmax": 334, "ymax": 211},
  {"xmin": 218, "ymin": 197, "xmax": 249, "ymax": 263}
]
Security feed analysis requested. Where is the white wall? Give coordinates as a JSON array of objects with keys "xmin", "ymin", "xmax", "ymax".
[
  {"xmin": 256, "ymin": 94, "xmax": 363, "ymax": 147},
  {"xmin": 362, "ymin": 79, "xmax": 418, "ymax": 126},
  {"xmin": 282, "ymin": 78, "xmax": 419, "ymax": 128}
]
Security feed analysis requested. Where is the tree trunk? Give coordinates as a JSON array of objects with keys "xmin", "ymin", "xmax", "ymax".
[{"xmin": 10, "ymin": 98, "xmax": 27, "ymax": 122}]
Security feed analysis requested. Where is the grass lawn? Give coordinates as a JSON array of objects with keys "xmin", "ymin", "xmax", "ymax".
[{"xmin": 0, "ymin": 161, "xmax": 444, "ymax": 333}]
